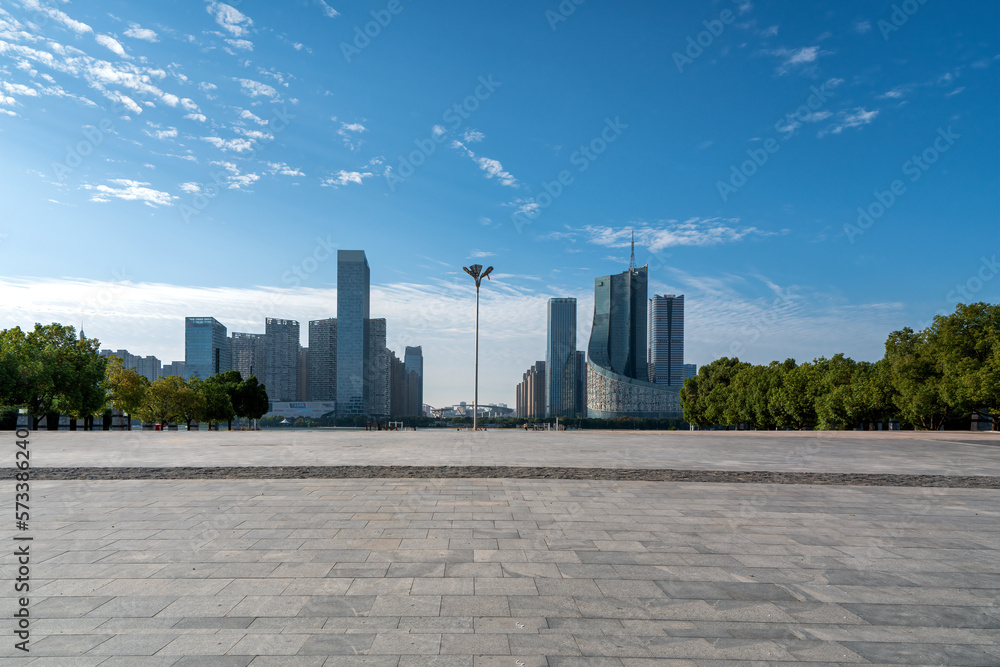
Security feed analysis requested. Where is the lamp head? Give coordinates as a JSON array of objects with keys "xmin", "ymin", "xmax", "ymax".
[
  {"xmin": 482, "ymin": 266, "xmax": 493, "ymax": 281},
  {"xmin": 463, "ymin": 264, "xmax": 482, "ymax": 280}
]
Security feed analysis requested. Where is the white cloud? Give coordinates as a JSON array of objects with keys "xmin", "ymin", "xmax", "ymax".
[
  {"xmin": 225, "ymin": 38, "xmax": 253, "ymax": 51},
  {"xmin": 452, "ymin": 141, "xmax": 519, "ymax": 187},
  {"xmin": 199, "ymin": 81, "xmax": 218, "ymax": 93},
  {"xmin": 770, "ymin": 46, "xmax": 821, "ymax": 74},
  {"xmin": 853, "ymin": 20, "xmax": 872, "ymax": 34},
  {"xmin": 266, "ymin": 162, "xmax": 305, "ymax": 177},
  {"xmin": 124, "ymin": 24, "xmax": 158, "ymax": 42},
  {"xmin": 818, "ymin": 108, "xmax": 879, "ymax": 137},
  {"xmin": 184, "ymin": 113, "xmax": 207, "ymax": 122},
  {"xmin": 202, "ymin": 136, "xmax": 253, "ymax": 152},
  {"xmin": 463, "ymin": 129, "xmax": 485, "ymax": 143},
  {"xmin": 236, "ymin": 78, "xmax": 277, "ymax": 98},
  {"xmin": 338, "ymin": 121, "xmax": 366, "ymax": 150},
  {"xmin": 240, "ymin": 108, "xmax": 267, "ymax": 125},
  {"xmin": 583, "ymin": 218, "xmax": 774, "ymax": 252},
  {"xmin": 322, "ymin": 170, "xmax": 373, "ymax": 187},
  {"xmin": 102, "ymin": 90, "xmax": 142, "ymax": 115},
  {"xmin": 178, "ymin": 182, "xmax": 201, "ymax": 194},
  {"xmin": 145, "ymin": 125, "xmax": 177, "ymax": 140},
  {"xmin": 20, "ymin": 0, "xmax": 92, "ymax": 34},
  {"xmin": 317, "ymin": 0, "xmax": 340, "ymax": 18},
  {"xmin": 95, "ymin": 34, "xmax": 127, "ymax": 58},
  {"xmin": 470, "ymin": 250, "xmax": 495, "ymax": 258},
  {"xmin": 83, "ymin": 179, "xmax": 174, "ymax": 207},
  {"xmin": 210, "ymin": 160, "xmax": 260, "ymax": 190},
  {"xmin": 206, "ymin": 1, "xmax": 253, "ymax": 38}
]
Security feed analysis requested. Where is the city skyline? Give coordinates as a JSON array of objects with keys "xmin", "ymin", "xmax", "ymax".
[{"xmin": 0, "ymin": 1, "xmax": 997, "ymax": 407}]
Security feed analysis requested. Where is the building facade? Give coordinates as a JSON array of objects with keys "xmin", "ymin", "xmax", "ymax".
[
  {"xmin": 162, "ymin": 361, "xmax": 186, "ymax": 378},
  {"xmin": 575, "ymin": 351, "xmax": 588, "ymax": 417},
  {"xmin": 368, "ymin": 319, "xmax": 389, "ymax": 417},
  {"xmin": 683, "ymin": 364, "xmax": 698, "ymax": 382},
  {"xmin": 184, "ymin": 317, "xmax": 231, "ymax": 380},
  {"xmin": 404, "ymin": 346, "xmax": 423, "ymax": 417},
  {"xmin": 230, "ymin": 332, "xmax": 267, "ymax": 383},
  {"xmin": 648, "ymin": 294, "xmax": 685, "ymax": 386},
  {"xmin": 307, "ymin": 318, "xmax": 337, "ymax": 401},
  {"xmin": 587, "ymin": 265, "xmax": 681, "ymax": 418},
  {"xmin": 264, "ymin": 318, "xmax": 299, "ymax": 402},
  {"xmin": 337, "ymin": 250, "xmax": 370, "ymax": 415},
  {"xmin": 545, "ymin": 298, "xmax": 577, "ymax": 418},
  {"xmin": 99, "ymin": 349, "xmax": 161, "ymax": 383},
  {"xmin": 515, "ymin": 361, "xmax": 546, "ymax": 418}
]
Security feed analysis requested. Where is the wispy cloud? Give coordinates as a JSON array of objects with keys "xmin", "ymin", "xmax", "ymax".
[
  {"xmin": 337, "ymin": 121, "xmax": 366, "ymax": 150},
  {"xmin": 583, "ymin": 218, "xmax": 774, "ymax": 252},
  {"xmin": 452, "ymin": 141, "xmax": 518, "ymax": 187},
  {"xmin": 83, "ymin": 179, "xmax": 175, "ymax": 207},
  {"xmin": 469, "ymin": 250, "xmax": 495, "ymax": 258},
  {"xmin": 124, "ymin": 24, "xmax": 158, "ymax": 42},
  {"xmin": 95, "ymin": 34, "xmax": 128, "ymax": 58},
  {"xmin": 236, "ymin": 78, "xmax": 278, "ymax": 99},
  {"xmin": 206, "ymin": 1, "xmax": 253, "ymax": 38},
  {"xmin": 817, "ymin": 107, "xmax": 879, "ymax": 137},
  {"xmin": 210, "ymin": 161, "xmax": 260, "ymax": 190},
  {"xmin": 321, "ymin": 170, "xmax": 373, "ymax": 188},
  {"xmin": 20, "ymin": 0, "xmax": 92, "ymax": 34},
  {"xmin": 769, "ymin": 45, "xmax": 821, "ymax": 74},
  {"xmin": 317, "ymin": 0, "xmax": 340, "ymax": 18}
]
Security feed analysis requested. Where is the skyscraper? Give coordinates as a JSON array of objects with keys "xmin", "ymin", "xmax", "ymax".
[
  {"xmin": 185, "ymin": 317, "xmax": 230, "ymax": 380},
  {"xmin": 648, "ymin": 294, "xmax": 684, "ymax": 386},
  {"xmin": 264, "ymin": 318, "xmax": 300, "ymax": 402},
  {"xmin": 575, "ymin": 350, "xmax": 587, "ymax": 417},
  {"xmin": 308, "ymin": 318, "xmax": 337, "ymax": 401},
  {"xmin": 368, "ymin": 318, "xmax": 389, "ymax": 417},
  {"xmin": 337, "ymin": 250, "xmax": 370, "ymax": 415},
  {"xmin": 404, "ymin": 346, "xmax": 423, "ymax": 417},
  {"xmin": 231, "ymin": 332, "xmax": 267, "ymax": 382},
  {"xmin": 545, "ymin": 298, "xmax": 577, "ymax": 418},
  {"xmin": 587, "ymin": 259, "xmax": 681, "ymax": 418},
  {"xmin": 515, "ymin": 361, "xmax": 546, "ymax": 418}
]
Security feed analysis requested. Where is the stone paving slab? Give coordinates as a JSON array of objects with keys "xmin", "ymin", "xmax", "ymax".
[
  {"xmin": 2, "ymin": 477, "xmax": 998, "ymax": 665},
  {"xmin": 16, "ymin": 429, "xmax": 1000, "ymax": 475}
]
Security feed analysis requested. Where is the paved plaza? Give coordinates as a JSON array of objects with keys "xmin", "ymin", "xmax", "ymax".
[{"xmin": 2, "ymin": 430, "xmax": 998, "ymax": 665}]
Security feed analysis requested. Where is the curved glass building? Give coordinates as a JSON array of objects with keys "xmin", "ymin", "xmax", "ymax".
[{"xmin": 586, "ymin": 264, "xmax": 682, "ymax": 418}]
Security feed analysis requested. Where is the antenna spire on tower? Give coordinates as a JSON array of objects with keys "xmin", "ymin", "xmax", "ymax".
[{"xmin": 628, "ymin": 229, "xmax": 637, "ymax": 271}]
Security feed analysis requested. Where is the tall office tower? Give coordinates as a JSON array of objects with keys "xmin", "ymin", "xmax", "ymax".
[
  {"xmin": 389, "ymin": 351, "xmax": 407, "ymax": 416},
  {"xmin": 264, "ymin": 318, "xmax": 300, "ymax": 402},
  {"xmin": 368, "ymin": 319, "xmax": 389, "ymax": 417},
  {"xmin": 136, "ymin": 356, "xmax": 162, "ymax": 382},
  {"xmin": 575, "ymin": 351, "xmax": 587, "ymax": 416},
  {"xmin": 297, "ymin": 347, "xmax": 309, "ymax": 402},
  {"xmin": 162, "ymin": 361, "xmax": 186, "ymax": 378},
  {"xmin": 589, "ymin": 265, "xmax": 648, "ymax": 382},
  {"xmin": 231, "ymin": 332, "xmax": 268, "ymax": 383},
  {"xmin": 587, "ymin": 259, "xmax": 682, "ymax": 418},
  {"xmin": 185, "ymin": 317, "xmax": 231, "ymax": 380},
  {"xmin": 404, "ymin": 346, "xmax": 423, "ymax": 417},
  {"xmin": 307, "ymin": 319, "xmax": 337, "ymax": 401},
  {"xmin": 545, "ymin": 298, "xmax": 577, "ymax": 418},
  {"xmin": 337, "ymin": 250, "xmax": 370, "ymax": 415},
  {"xmin": 683, "ymin": 364, "xmax": 697, "ymax": 381},
  {"xmin": 648, "ymin": 294, "xmax": 685, "ymax": 386}
]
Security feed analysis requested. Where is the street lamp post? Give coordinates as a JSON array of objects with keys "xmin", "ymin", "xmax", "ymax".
[{"xmin": 462, "ymin": 263, "xmax": 493, "ymax": 431}]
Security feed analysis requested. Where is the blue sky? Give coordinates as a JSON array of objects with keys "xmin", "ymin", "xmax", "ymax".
[{"xmin": 1, "ymin": 0, "xmax": 997, "ymax": 407}]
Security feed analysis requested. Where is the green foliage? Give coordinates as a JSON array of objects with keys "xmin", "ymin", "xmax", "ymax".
[
  {"xmin": 678, "ymin": 302, "xmax": 999, "ymax": 431},
  {"xmin": 104, "ymin": 356, "xmax": 149, "ymax": 427},
  {"xmin": 233, "ymin": 375, "xmax": 269, "ymax": 421}
]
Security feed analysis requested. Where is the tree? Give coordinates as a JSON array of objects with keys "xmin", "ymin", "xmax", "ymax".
[
  {"xmin": 775, "ymin": 361, "xmax": 822, "ymax": 430},
  {"xmin": 0, "ymin": 324, "xmax": 105, "ymax": 429},
  {"xmin": 137, "ymin": 375, "xmax": 190, "ymax": 426},
  {"xmin": 198, "ymin": 379, "xmax": 235, "ymax": 429},
  {"xmin": 884, "ymin": 327, "xmax": 955, "ymax": 430},
  {"xmin": 234, "ymin": 375, "xmax": 269, "ymax": 424},
  {"xmin": 206, "ymin": 371, "xmax": 242, "ymax": 430},
  {"xmin": 930, "ymin": 303, "xmax": 1000, "ymax": 431},
  {"xmin": 814, "ymin": 354, "xmax": 858, "ymax": 430},
  {"xmin": 104, "ymin": 356, "xmax": 149, "ymax": 430}
]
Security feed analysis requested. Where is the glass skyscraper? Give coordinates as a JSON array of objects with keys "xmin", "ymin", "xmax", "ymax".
[
  {"xmin": 336, "ymin": 250, "xmax": 370, "ymax": 415},
  {"xmin": 404, "ymin": 346, "xmax": 423, "ymax": 417},
  {"xmin": 545, "ymin": 297, "xmax": 577, "ymax": 418},
  {"xmin": 184, "ymin": 317, "xmax": 230, "ymax": 380},
  {"xmin": 648, "ymin": 294, "xmax": 684, "ymax": 386}
]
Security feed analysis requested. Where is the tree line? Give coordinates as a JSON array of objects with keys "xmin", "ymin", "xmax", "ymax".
[
  {"xmin": 0, "ymin": 323, "xmax": 269, "ymax": 430},
  {"xmin": 680, "ymin": 303, "xmax": 999, "ymax": 431}
]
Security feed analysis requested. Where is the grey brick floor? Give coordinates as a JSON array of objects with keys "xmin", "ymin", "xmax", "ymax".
[{"xmin": 2, "ymin": 477, "xmax": 998, "ymax": 665}]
